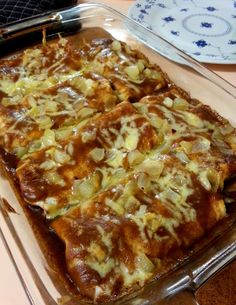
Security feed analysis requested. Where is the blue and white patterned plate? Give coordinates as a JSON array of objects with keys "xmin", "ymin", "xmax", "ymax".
[{"xmin": 128, "ymin": 0, "xmax": 236, "ymax": 64}]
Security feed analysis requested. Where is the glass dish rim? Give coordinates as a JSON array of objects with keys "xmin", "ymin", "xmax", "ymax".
[{"xmin": 0, "ymin": 3, "xmax": 236, "ymax": 305}]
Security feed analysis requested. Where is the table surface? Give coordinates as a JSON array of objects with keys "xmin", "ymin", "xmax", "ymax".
[{"xmin": 0, "ymin": 1, "xmax": 235, "ymax": 305}]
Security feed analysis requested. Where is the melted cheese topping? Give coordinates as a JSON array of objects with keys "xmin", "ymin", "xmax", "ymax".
[{"xmin": 1, "ymin": 32, "xmax": 236, "ymax": 303}]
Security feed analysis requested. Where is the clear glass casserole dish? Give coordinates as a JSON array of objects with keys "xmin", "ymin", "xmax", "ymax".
[{"xmin": 0, "ymin": 3, "xmax": 236, "ymax": 305}]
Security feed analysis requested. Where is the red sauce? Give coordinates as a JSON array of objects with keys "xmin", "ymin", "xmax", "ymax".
[{"xmin": 1, "ymin": 27, "xmax": 236, "ymax": 304}]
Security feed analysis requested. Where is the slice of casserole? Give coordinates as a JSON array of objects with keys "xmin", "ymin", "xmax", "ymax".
[{"xmin": 17, "ymin": 101, "xmax": 158, "ymax": 218}]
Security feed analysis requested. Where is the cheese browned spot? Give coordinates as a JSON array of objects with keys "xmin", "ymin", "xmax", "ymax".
[{"xmin": 0, "ymin": 29, "xmax": 236, "ymax": 303}]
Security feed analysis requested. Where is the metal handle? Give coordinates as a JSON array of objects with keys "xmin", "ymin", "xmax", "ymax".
[
  {"xmin": 0, "ymin": 4, "xmax": 86, "ymax": 40},
  {"xmin": 0, "ymin": 12, "xmax": 61, "ymax": 39}
]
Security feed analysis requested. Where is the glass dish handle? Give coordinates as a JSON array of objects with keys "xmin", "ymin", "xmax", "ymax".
[
  {"xmin": 168, "ymin": 225, "xmax": 236, "ymax": 305},
  {"xmin": 137, "ymin": 225, "xmax": 236, "ymax": 305},
  {"xmin": 190, "ymin": 225, "xmax": 236, "ymax": 290}
]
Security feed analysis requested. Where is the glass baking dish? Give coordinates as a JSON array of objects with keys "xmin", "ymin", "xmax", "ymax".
[{"xmin": 0, "ymin": 3, "xmax": 236, "ymax": 305}]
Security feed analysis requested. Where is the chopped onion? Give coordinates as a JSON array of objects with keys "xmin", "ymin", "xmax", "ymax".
[
  {"xmin": 89, "ymin": 148, "xmax": 105, "ymax": 163},
  {"xmin": 148, "ymin": 114, "xmax": 164, "ymax": 129},
  {"xmin": 41, "ymin": 129, "xmax": 56, "ymax": 147},
  {"xmin": 148, "ymin": 215, "xmax": 161, "ymax": 232},
  {"xmin": 55, "ymin": 126, "xmax": 73, "ymax": 140},
  {"xmin": 144, "ymin": 68, "xmax": 162, "ymax": 81},
  {"xmin": 213, "ymin": 133, "xmax": 233, "ymax": 155},
  {"xmin": 111, "ymin": 40, "xmax": 121, "ymax": 52},
  {"xmin": 106, "ymin": 149, "xmax": 124, "ymax": 168},
  {"xmin": 27, "ymin": 95, "xmax": 37, "ymax": 107},
  {"xmin": 45, "ymin": 100, "xmax": 58, "ymax": 112},
  {"xmin": 128, "ymin": 150, "xmax": 144, "ymax": 166},
  {"xmin": 46, "ymin": 196, "xmax": 56, "ymax": 205},
  {"xmin": 123, "ymin": 179, "xmax": 138, "ymax": 196},
  {"xmin": 133, "ymin": 102, "xmax": 148, "ymax": 114},
  {"xmin": 165, "ymin": 189, "xmax": 181, "ymax": 203},
  {"xmin": 173, "ymin": 97, "xmax": 189, "ymax": 110},
  {"xmin": 207, "ymin": 168, "xmax": 220, "ymax": 192},
  {"xmin": 136, "ymin": 254, "xmax": 154, "ymax": 273},
  {"xmin": 124, "ymin": 129, "xmax": 139, "ymax": 151},
  {"xmin": 77, "ymin": 107, "xmax": 95, "ymax": 119},
  {"xmin": 53, "ymin": 149, "xmax": 71, "ymax": 164},
  {"xmin": 124, "ymin": 44, "xmax": 132, "ymax": 54},
  {"xmin": 124, "ymin": 195, "xmax": 140, "ymax": 211},
  {"xmin": 127, "ymin": 78, "xmax": 145, "ymax": 84},
  {"xmin": 67, "ymin": 142, "xmax": 74, "ymax": 156},
  {"xmin": 143, "ymin": 68, "xmax": 151, "ymax": 77},
  {"xmin": 163, "ymin": 97, "xmax": 173, "ymax": 108},
  {"xmin": 15, "ymin": 147, "xmax": 28, "ymax": 159},
  {"xmin": 198, "ymin": 170, "xmax": 211, "ymax": 191},
  {"xmin": 1, "ymin": 97, "xmax": 17, "ymax": 106},
  {"xmin": 136, "ymin": 159, "xmax": 164, "ymax": 178},
  {"xmin": 76, "ymin": 179, "xmax": 96, "ymax": 199},
  {"xmin": 38, "ymin": 116, "xmax": 53, "ymax": 130},
  {"xmin": 155, "ymin": 138, "xmax": 172, "ymax": 154},
  {"xmin": 88, "ymin": 242, "xmax": 106, "ymax": 262},
  {"xmin": 191, "ymin": 137, "xmax": 211, "ymax": 154},
  {"xmin": 28, "ymin": 105, "xmax": 40, "ymax": 117},
  {"xmin": 81, "ymin": 130, "xmax": 96, "ymax": 143},
  {"xmin": 183, "ymin": 112, "xmax": 204, "ymax": 128},
  {"xmin": 40, "ymin": 160, "xmax": 57, "ymax": 170},
  {"xmin": 45, "ymin": 171, "xmax": 65, "ymax": 186},
  {"xmin": 108, "ymin": 168, "xmax": 126, "ymax": 186},
  {"xmin": 219, "ymin": 124, "xmax": 234, "ymax": 135},
  {"xmin": 75, "ymin": 118, "xmax": 90, "ymax": 132},
  {"xmin": 226, "ymin": 134, "xmax": 236, "ymax": 145},
  {"xmin": 91, "ymin": 171, "xmax": 102, "ymax": 190},
  {"xmin": 175, "ymin": 151, "xmax": 190, "ymax": 164},
  {"xmin": 180, "ymin": 141, "xmax": 192, "ymax": 154},
  {"xmin": 137, "ymin": 172, "xmax": 151, "ymax": 193},
  {"xmin": 186, "ymin": 160, "xmax": 199, "ymax": 175},
  {"xmin": 105, "ymin": 198, "xmax": 124, "ymax": 216},
  {"xmin": 42, "ymin": 197, "xmax": 61, "ymax": 218},
  {"xmin": 124, "ymin": 65, "xmax": 140, "ymax": 80},
  {"xmin": 70, "ymin": 77, "xmax": 96, "ymax": 97},
  {"xmin": 137, "ymin": 60, "xmax": 145, "ymax": 72},
  {"xmin": 28, "ymin": 140, "xmax": 42, "ymax": 153}
]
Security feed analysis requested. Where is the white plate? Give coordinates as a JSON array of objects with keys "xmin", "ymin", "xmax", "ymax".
[{"xmin": 128, "ymin": 0, "xmax": 236, "ymax": 64}]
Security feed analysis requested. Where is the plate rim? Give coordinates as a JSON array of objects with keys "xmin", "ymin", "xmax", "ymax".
[{"xmin": 128, "ymin": 0, "xmax": 236, "ymax": 64}]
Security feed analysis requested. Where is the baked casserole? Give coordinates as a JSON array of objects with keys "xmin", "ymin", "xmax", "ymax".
[{"xmin": 0, "ymin": 28, "xmax": 236, "ymax": 303}]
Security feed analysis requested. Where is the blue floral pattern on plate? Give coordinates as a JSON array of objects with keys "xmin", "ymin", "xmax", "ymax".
[
  {"xmin": 128, "ymin": 0, "xmax": 236, "ymax": 63},
  {"xmin": 171, "ymin": 30, "xmax": 180, "ymax": 36},
  {"xmin": 205, "ymin": 6, "xmax": 217, "ymax": 12},
  {"xmin": 194, "ymin": 39, "xmax": 208, "ymax": 48},
  {"xmin": 201, "ymin": 22, "xmax": 213, "ymax": 28},
  {"xmin": 162, "ymin": 16, "xmax": 175, "ymax": 22}
]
